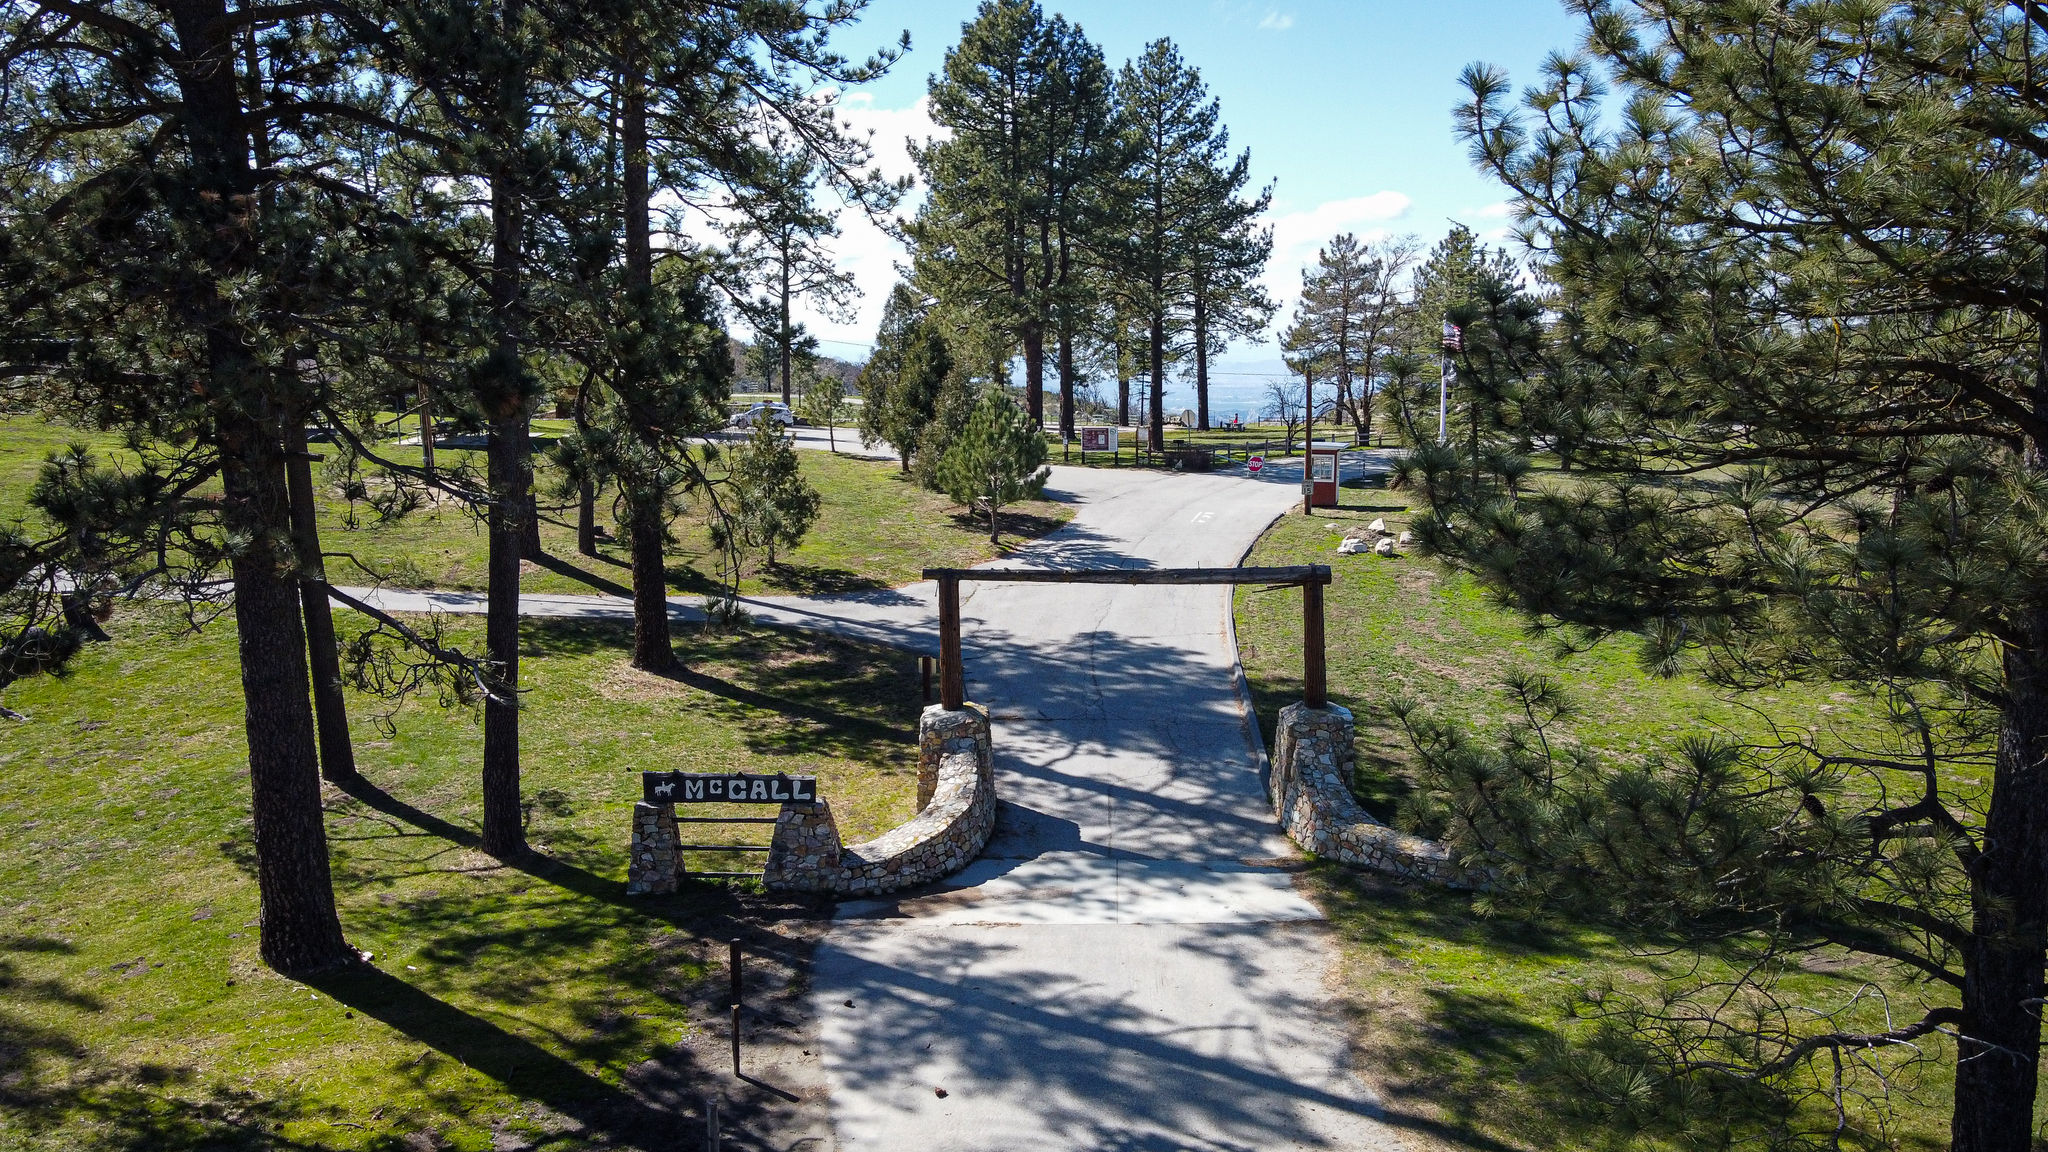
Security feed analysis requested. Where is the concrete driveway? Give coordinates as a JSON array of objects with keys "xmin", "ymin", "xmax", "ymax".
[
  {"xmin": 801, "ymin": 464, "xmax": 1403, "ymax": 1152},
  {"xmin": 338, "ymin": 457, "xmax": 1409, "ymax": 1150}
]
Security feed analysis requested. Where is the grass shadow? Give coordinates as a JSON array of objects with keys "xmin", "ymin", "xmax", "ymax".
[
  {"xmin": 529, "ymin": 552, "xmax": 633, "ymax": 599},
  {"xmin": 758, "ymin": 562, "xmax": 887, "ymax": 596},
  {"xmin": 1, "ymin": 940, "xmax": 333, "ymax": 1152}
]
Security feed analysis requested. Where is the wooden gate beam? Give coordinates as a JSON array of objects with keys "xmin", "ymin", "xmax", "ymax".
[{"xmin": 924, "ymin": 565, "xmax": 1333, "ymax": 712}]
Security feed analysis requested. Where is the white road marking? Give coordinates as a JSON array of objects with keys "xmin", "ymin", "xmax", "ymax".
[{"xmin": 1190, "ymin": 510, "xmax": 1215, "ymax": 525}]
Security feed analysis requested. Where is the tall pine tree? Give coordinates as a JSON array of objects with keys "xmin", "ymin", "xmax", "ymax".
[{"xmin": 1420, "ymin": 6, "xmax": 2048, "ymax": 1147}]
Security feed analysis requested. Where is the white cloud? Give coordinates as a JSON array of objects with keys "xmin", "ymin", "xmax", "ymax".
[
  {"xmin": 794, "ymin": 94, "xmax": 944, "ymax": 359},
  {"xmin": 1258, "ymin": 11, "xmax": 1295, "ymax": 31},
  {"xmin": 1255, "ymin": 191, "xmax": 1415, "ymax": 340}
]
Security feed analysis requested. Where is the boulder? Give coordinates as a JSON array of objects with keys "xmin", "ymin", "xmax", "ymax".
[
  {"xmin": 1367, "ymin": 517, "xmax": 1388, "ymax": 535},
  {"xmin": 1397, "ymin": 530, "xmax": 1414, "ymax": 546},
  {"xmin": 1336, "ymin": 537, "xmax": 1366, "ymax": 555},
  {"xmin": 1374, "ymin": 537, "xmax": 1396, "ymax": 557}
]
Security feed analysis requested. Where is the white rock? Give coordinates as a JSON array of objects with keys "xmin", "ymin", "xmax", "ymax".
[
  {"xmin": 1397, "ymin": 530, "xmax": 1414, "ymax": 545},
  {"xmin": 1336, "ymin": 538, "xmax": 1365, "ymax": 555},
  {"xmin": 1374, "ymin": 537, "xmax": 1396, "ymax": 557},
  {"xmin": 1367, "ymin": 517, "xmax": 1388, "ymax": 535}
]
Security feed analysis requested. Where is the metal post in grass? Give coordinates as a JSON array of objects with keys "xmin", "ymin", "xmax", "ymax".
[
  {"xmin": 703, "ymin": 1094, "xmax": 721, "ymax": 1152},
  {"xmin": 728, "ymin": 938, "xmax": 743, "ymax": 1077}
]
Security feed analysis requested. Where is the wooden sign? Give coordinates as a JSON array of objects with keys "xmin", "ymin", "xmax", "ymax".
[
  {"xmin": 643, "ymin": 771, "xmax": 818, "ymax": 805},
  {"xmin": 1080, "ymin": 426, "xmax": 1116, "ymax": 452}
]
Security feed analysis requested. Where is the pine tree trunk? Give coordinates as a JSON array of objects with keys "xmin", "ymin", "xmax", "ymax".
[
  {"xmin": 779, "ymin": 252, "xmax": 793, "ymax": 406},
  {"xmin": 223, "ymin": 427, "xmax": 356, "ymax": 973},
  {"xmin": 520, "ymin": 492, "xmax": 543, "ymax": 559},
  {"xmin": 577, "ymin": 478, "xmax": 597, "ymax": 556},
  {"xmin": 616, "ymin": 33, "xmax": 674, "ymax": 676},
  {"xmin": 483, "ymin": 414, "xmax": 528, "ymax": 859},
  {"xmin": 1117, "ymin": 366, "xmax": 1130, "ymax": 428},
  {"xmin": 1148, "ymin": 313, "xmax": 1166, "ymax": 452},
  {"xmin": 169, "ymin": 0, "xmax": 353, "ymax": 974},
  {"xmin": 1057, "ymin": 326, "xmax": 1076, "ymax": 441},
  {"xmin": 480, "ymin": 17, "xmax": 530, "ymax": 858},
  {"xmin": 418, "ymin": 375, "xmax": 436, "ymax": 483},
  {"xmin": 1950, "ymin": 624, "xmax": 2048, "ymax": 1152},
  {"xmin": 628, "ymin": 499, "xmax": 674, "ymax": 672},
  {"xmin": 1022, "ymin": 323, "xmax": 1045, "ymax": 428},
  {"xmin": 1193, "ymin": 289, "xmax": 1210, "ymax": 432},
  {"xmin": 284, "ymin": 415, "xmax": 356, "ymax": 783}
]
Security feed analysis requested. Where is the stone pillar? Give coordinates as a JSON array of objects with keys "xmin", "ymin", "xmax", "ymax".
[
  {"xmin": 627, "ymin": 801, "xmax": 680, "ymax": 895},
  {"xmin": 917, "ymin": 703, "xmax": 990, "ymax": 811},
  {"xmin": 764, "ymin": 800, "xmax": 844, "ymax": 892},
  {"xmin": 1272, "ymin": 702, "xmax": 1356, "ymax": 852}
]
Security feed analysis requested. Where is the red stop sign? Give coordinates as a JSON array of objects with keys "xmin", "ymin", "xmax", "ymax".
[{"xmin": 1248, "ymin": 456, "xmax": 1264, "ymax": 473}]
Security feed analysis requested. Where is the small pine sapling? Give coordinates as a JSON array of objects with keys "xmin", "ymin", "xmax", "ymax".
[
  {"xmin": 798, "ymin": 374, "xmax": 850, "ymax": 452},
  {"xmin": 939, "ymin": 389, "xmax": 1050, "ymax": 543}
]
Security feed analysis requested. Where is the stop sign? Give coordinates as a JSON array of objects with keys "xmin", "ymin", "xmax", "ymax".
[{"xmin": 1248, "ymin": 455, "xmax": 1263, "ymax": 473}]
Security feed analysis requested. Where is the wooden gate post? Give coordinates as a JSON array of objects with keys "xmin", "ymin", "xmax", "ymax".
[
  {"xmin": 1303, "ymin": 578, "xmax": 1327, "ymax": 709},
  {"xmin": 938, "ymin": 574, "xmax": 965, "ymax": 710}
]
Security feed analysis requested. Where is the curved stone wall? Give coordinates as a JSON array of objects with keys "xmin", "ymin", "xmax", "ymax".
[
  {"xmin": 1270, "ymin": 701, "xmax": 1472, "ymax": 886},
  {"xmin": 763, "ymin": 704, "xmax": 997, "ymax": 896}
]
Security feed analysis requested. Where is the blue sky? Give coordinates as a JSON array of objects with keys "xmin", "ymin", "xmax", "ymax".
[{"xmin": 799, "ymin": 0, "xmax": 1591, "ymax": 381}]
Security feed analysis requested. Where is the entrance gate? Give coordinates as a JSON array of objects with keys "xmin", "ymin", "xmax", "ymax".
[
  {"xmin": 923, "ymin": 564, "xmax": 1334, "ymax": 711},
  {"xmin": 640, "ymin": 771, "xmax": 820, "ymax": 879}
]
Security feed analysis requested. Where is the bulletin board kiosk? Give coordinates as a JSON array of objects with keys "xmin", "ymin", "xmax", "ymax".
[{"xmin": 1307, "ymin": 442, "xmax": 1345, "ymax": 508}]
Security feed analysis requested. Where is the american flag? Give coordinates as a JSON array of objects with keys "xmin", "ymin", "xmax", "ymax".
[{"xmin": 1441, "ymin": 320, "xmax": 1463, "ymax": 353}]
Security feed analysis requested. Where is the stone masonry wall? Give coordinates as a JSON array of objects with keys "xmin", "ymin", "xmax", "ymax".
[
  {"xmin": 1270, "ymin": 701, "xmax": 1472, "ymax": 886},
  {"xmin": 633, "ymin": 704, "xmax": 997, "ymax": 898},
  {"xmin": 768, "ymin": 703, "xmax": 996, "ymax": 896},
  {"xmin": 626, "ymin": 801, "xmax": 681, "ymax": 895}
]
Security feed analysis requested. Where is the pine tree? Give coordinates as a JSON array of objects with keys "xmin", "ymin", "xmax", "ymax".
[
  {"xmin": 556, "ymin": 0, "xmax": 898, "ymax": 672},
  {"xmin": 798, "ymin": 374, "xmax": 850, "ymax": 452},
  {"xmin": 1183, "ymin": 134, "xmax": 1274, "ymax": 432},
  {"xmin": 724, "ymin": 141, "xmax": 862, "ymax": 407},
  {"xmin": 1419, "ymin": 7, "xmax": 2048, "ymax": 1147},
  {"xmin": 716, "ymin": 418, "xmax": 821, "ymax": 573},
  {"xmin": 939, "ymin": 388, "xmax": 1050, "ymax": 543},
  {"xmin": 1114, "ymin": 40, "xmax": 1215, "ymax": 452},
  {"xmin": 0, "ymin": 0, "xmax": 390, "ymax": 972},
  {"xmin": 1034, "ymin": 15, "xmax": 1120, "ymax": 441},
  {"xmin": 858, "ymin": 285, "xmax": 956, "ymax": 472},
  {"xmin": 909, "ymin": 0, "xmax": 1056, "ymax": 425},
  {"xmin": 1295, "ymin": 234, "xmax": 1415, "ymax": 444}
]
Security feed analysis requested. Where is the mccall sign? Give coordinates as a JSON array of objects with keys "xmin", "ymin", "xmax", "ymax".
[{"xmin": 643, "ymin": 771, "xmax": 818, "ymax": 805}]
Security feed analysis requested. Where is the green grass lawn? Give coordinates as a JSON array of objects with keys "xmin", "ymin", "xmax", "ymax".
[
  {"xmin": 0, "ymin": 605, "xmax": 922, "ymax": 1151},
  {"xmin": 0, "ymin": 417, "xmax": 1072, "ymax": 600},
  {"xmin": 1234, "ymin": 485, "xmax": 1957, "ymax": 1151}
]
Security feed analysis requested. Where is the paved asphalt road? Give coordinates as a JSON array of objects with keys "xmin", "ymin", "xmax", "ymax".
[{"xmin": 340, "ymin": 450, "xmax": 1410, "ymax": 1150}]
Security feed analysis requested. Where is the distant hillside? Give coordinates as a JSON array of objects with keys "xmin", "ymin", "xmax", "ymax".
[{"xmin": 728, "ymin": 338, "xmax": 865, "ymax": 394}]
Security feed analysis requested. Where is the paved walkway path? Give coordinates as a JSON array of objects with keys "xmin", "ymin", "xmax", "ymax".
[{"xmin": 343, "ymin": 452, "xmax": 1409, "ymax": 1150}]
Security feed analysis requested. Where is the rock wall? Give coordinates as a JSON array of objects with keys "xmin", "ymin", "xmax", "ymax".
[
  {"xmin": 766, "ymin": 703, "xmax": 996, "ymax": 896},
  {"xmin": 1270, "ymin": 701, "xmax": 1471, "ymax": 886},
  {"xmin": 631, "ymin": 704, "xmax": 997, "ymax": 898},
  {"xmin": 626, "ymin": 801, "xmax": 681, "ymax": 895}
]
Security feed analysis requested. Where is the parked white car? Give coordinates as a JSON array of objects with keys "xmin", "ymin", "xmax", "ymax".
[{"xmin": 730, "ymin": 402, "xmax": 795, "ymax": 428}]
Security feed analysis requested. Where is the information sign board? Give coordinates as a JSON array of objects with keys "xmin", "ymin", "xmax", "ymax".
[
  {"xmin": 643, "ymin": 771, "xmax": 817, "ymax": 805},
  {"xmin": 1079, "ymin": 426, "xmax": 1117, "ymax": 452}
]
